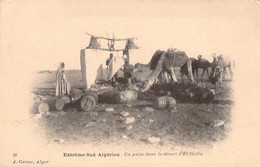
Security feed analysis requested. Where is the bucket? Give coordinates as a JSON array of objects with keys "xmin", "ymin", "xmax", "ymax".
[{"xmin": 153, "ymin": 96, "xmax": 176, "ymax": 109}]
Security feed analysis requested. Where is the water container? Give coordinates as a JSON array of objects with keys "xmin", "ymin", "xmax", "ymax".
[
  {"xmin": 55, "ymin": 95, "xmax": 71, "ymax": 111},
  {"xmin": 31, "ymin": 101, "xmax": 49, "ymax": 114},
  {"xmin": 153, "ymin": 96, "xmax": 176, "ymax": 109},
  {"xmin": 115, "ymin": 90, "xmax": 138, "ymax": 103},
  {"xmin": 32, "ymin": 97, "xmax": 60, "ymax": 114},
  {"xmin": 70, "ymin": 88, "xmax": 85, "ymax": 101},
  {"xmin": 80, "ymin": 95, "xmax": 97, "ymax": 111},
  {"xmin": 98, "ymin": 92, "xmax": 117, "ymax": 104}
]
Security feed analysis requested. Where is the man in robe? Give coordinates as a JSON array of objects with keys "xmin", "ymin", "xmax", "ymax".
[
  {"xmin": 106, "ymin": 53, "xmax": 118, "ymax": 82},
  {"xmin": 56, "ymin": 62, "xmax": 71, "ymax": 96},
  {"xmin": 209, "ymin": 65, "xmax": 223, "ymax": 88},
  {"xmin": 106, "ymin": 53, "xmax": 113, "ymax": 66},
  {"xmin": 198, "ymin": 55, "xmax": 203, "ymax": 62}
]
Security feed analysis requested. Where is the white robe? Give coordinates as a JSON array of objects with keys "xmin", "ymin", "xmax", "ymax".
[
  {"xmin": 55, "ymin": 67, "xmax": 71, "ymax": 96},
  {"xmin": 80, "ymin": 49, "xmax": 125, "ymax": 89}
]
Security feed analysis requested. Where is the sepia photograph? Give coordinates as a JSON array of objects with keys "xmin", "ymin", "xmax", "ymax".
[{"xmin": 1, "ymin": 0, "xmax": 260, "ymax": 166}]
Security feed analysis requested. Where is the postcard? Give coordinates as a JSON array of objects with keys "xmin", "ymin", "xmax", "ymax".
[{"xmin": 1, "ymin": 0, "xmax": 260, "ymax": 166}]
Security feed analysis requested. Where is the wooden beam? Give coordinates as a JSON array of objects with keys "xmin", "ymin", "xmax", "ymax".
[
  {"xmin": 85, "ymin": 32, "xmax": 138, "ymax": 41},
  {"xmin": 85, "ymin": 47, "xmax": 140, "ymax": 52},
  {"xmin": 86, "ymin": 48, "xmax": 124, "ymax": 52}
]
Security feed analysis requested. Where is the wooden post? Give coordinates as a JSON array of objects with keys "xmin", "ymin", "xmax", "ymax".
[
  {"xmin": 123, "ymin": 49, "xmax": 130, "ymax": 79},
  {"xmin": 80, "ymin": 49, "xmax": 87, "ymax": 89}
]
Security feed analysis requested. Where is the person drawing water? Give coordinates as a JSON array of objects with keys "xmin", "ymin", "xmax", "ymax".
[{"xmin": 106, "ymin": 53, "xmax": 113, "ymax": 66}]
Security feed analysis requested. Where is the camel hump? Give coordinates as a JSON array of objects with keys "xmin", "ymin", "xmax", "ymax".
[
  {"xmin": 164, "ymin": 50, "xmax": 189, "ymax": 67},
  {"xmin": 165, "ymin": 49, "xmax": 187, "ymax": 57},
  {"xmin": 199, "ymin": 58, "xmax": 210, "ymax": 65},
  {"xmin": 174, "ymin": 50, "xmax": 186, "ymax": 55},
  {"xmin": 173, "ymin": 51, "xmax": 189, "ymax": 60}
]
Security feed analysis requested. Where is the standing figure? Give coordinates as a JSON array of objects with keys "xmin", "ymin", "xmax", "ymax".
[
  {"xmin": 106, "ymin": 53, "xmax": 113, "ymax": 66},
  {"xmin": 197, "ymin": 55, "xmax": 202, "ymax": 61},
  {"xmin": 209, "ymin": 65, "xmax": 223, "ymax": 88},
  {"xmin": 56, "ymin": 62, "xmax": 71, "ymax": 96},
  {"xmin": 106, "ymin": 53, "xmax": 118, "ymax": 82}
]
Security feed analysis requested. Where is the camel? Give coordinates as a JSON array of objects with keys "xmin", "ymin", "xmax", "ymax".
[
  {"xmin": 208, "ymin": 53, "xmax": 234, "ymax": 87},
  {"xmin": 135, "ymin": 49, "xmax": 194, "ymax": 92},
  {"xmin": 178, "ymin": 53, "xmax": 217, "ymax": 82},
  {"xmin": 191, "ymin": 55, "xmax": 212, "ymax": 81},
  {"xmin": 217, "ymin": 54, "xmax": 234, "ymax": 80}
]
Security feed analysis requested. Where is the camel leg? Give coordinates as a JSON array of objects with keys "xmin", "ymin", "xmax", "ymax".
[
  {"xmin": 222, "ymin": 67, "xmax": 226, "ymax": 80},
  {"xmin": 230, "ymin": 67, "xmax": 233, "ymax": 81},
  {"xmin": 228, "ymin": 65, "xmax": 233, "ymax": 81},
  {"xmin": 192, "ymin": 68, "xmax": 197, "ymax": 80},
  {"xmin": 165, "ymin": 72, "xmax": 170, "ymax": 83},
  {"xmin": 181, "ymin": 72, "xmax": 185, "ymax": 83},
  {"xmin": 169, "ymin": 67, "xmax": 178, "ymax": 83},
  {"xmin": 201, "ymin": 69, "xmax": 206, "ymax": 81},
  {"xmin": 186, "ymin": 59, "xmax": 194, "ymax": 82},
  {"xmin": 196, "ymin": 69, "xmax": 199, "ymax": 81},
  {"xmin": 192, "ymin": 68, "xmax": 196, "ymax": 79},
  {"xmin": 219, "ymin": 67, "xmax": 223, "ymax": 87},
  {"xmin": 231, "ymin": 61, "xmax": 234, "ymax": 80}
]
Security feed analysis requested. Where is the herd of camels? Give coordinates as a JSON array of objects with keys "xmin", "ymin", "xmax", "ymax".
[{"xmin": 133, "ymin": 48, "xmax": 234, "ymax": 92}]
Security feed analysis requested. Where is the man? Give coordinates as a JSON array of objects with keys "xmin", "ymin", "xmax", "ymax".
[
  {"xmin": 56, "ymin": 62, "xmax": 71, "ymax": 96},
  {"xmin": 209, "ymin": 65, "xmax": 223, "ymax": 88},
  {"xmin": 106, "ymin": 53, "xmax": 113, "ymax": 66},
  {"xmin": 197, "ymin": 55, "xmax": 203, "ymax": 61},
  {"xmin": 122, "ymin": 62, "xmax": 139, "ymax": 91},
  {"xmin": 106, "ymin": 53, "xmax": 119, "ymax": 82}
]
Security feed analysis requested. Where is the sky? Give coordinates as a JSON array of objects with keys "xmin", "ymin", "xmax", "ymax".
[{"xmin": 1, "ymin": 0, "xmax": 260, "ymax": 71}]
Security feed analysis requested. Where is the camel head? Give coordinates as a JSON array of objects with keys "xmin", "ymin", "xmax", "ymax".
[
  {"xmin": 218, "ymin": 54, "xmax": 224, "ymax": 60},
  {"xmin": 211, "ymin": 53, "xmax": 218, "ymax": 62},
  {"xmin": 211, "ymin": 53, "xmax": 217, "ymax": 61},
  {"xmin": 134, "ymin": 63, "xmax": 141, "ymax": 68},
  {"xmin": 210, "ymin": 53, "xmax": 218, "ymax": 70}
]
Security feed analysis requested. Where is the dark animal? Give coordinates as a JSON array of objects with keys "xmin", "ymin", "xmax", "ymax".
[{"xmin": 191, "ymin": 57, "xmax": 212, "ymax": 81}]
